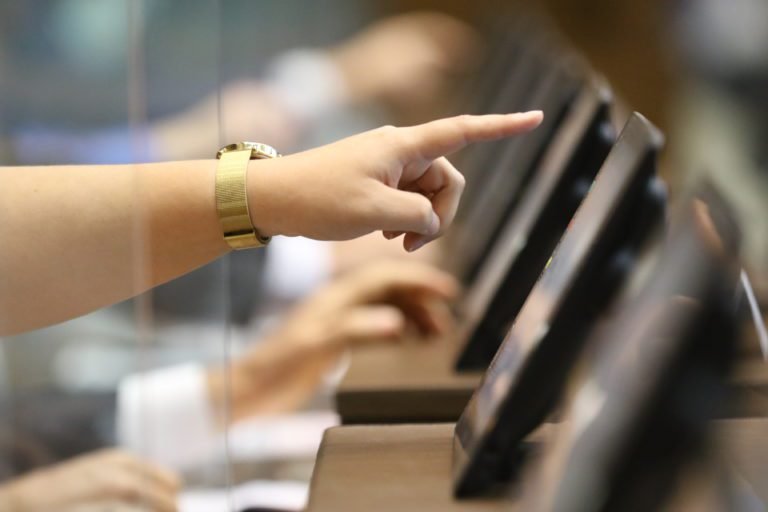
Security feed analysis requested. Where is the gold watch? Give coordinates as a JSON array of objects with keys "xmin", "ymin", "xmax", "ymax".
[{"xmin": 215, "ymin": 142, "xmax": 280, "ymax": 250}]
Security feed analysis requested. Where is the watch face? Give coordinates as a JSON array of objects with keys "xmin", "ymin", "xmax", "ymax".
[{"xmin": 217, "ymin": 142, "xmax": 280, "ymax": 159}]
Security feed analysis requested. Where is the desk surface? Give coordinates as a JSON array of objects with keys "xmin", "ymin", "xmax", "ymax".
[
  {"xmin": 306, "ymin": 424, "xmax": 512, "ymax": 512},
  {"xmin": 336, "ymin": 337, "xmax": 481, "ymax": 424},
  {"xmin": 715, "ymin": 417, "xmax": 768, "ymax": 503},
  {"xmin": 337, "ymin": 339, "xmax": 768, "ymax": 424},
  {"xmin": 308, "ymin": 420, "xmax": 768, "ymax": 512}
]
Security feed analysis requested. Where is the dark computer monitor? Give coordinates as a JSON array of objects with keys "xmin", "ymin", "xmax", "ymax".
[
  {"xmin": 456, "ymin": 34, "xmax": 563, "ymax": 214},
  {"xmin": 462, "ymin": 17, "xmax": 531, "ymax": 116},
  {"xmin": 525, "ymin": 186, "xmax": 743, "ymax": 512},
  {"xmin": 454, "ymin": 76, "xmax": 615, "ymax": 371},
  {"xmin": 452, "ymin": 56, "xmax": 584, "ymax": 285},
  {"xmin": 451, "ymin": 113, "xmax": 667, "ymax": 497},
  {"xmin": 464, "ymin": 8, "xmax": 563, "ymax": 118}
]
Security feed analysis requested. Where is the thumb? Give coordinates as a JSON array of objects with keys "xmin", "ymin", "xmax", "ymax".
[
  {"xmin": 373, "ymin": 184, "xmax": 441, "ymax": 236},
  {"xmin": 332, "ymin": 305, "xmax": 406, "ymax": 347}
]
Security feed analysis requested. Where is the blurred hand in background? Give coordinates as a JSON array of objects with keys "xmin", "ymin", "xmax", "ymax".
[
  {"xmin": 208, "ymin": 260, "xmax": 459, "ymax": 422},
  {"xmin": 0, "ymin": 449, "xmax": 180, "ymax": 512}
]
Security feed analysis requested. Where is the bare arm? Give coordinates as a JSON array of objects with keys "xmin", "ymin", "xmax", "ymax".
[
  {"xmin": 0, "ymin": 112, "xmax": 542, "ymax": 336},
  {"xmin": 0, "ymin": 160, "xmax": 227, "ymax": 335}
]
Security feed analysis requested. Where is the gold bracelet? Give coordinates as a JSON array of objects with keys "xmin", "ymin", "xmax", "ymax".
[{"xmin": 215, "ymin": 142, "xmax": 280, "ymax": 250}]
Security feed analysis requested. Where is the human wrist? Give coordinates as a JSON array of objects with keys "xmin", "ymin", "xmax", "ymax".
[{"xmin": 245, "ymin": 156, "xmax": 286, "ymax": 239}]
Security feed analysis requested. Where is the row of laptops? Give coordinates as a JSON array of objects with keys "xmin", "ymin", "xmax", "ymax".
[{"xmin": 308, "ymin": 13, "xmax": 764, "ymax": 511}]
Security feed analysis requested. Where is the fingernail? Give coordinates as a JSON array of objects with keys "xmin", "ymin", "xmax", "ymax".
[
  {"xmin": 371, "ymin": 310, "xmax": 404, "ymax": 332},
  {"xmin": 427, "ymin": 211, "xmax": 440, "ymax": 236},
  {"xmin": 408, "ymin": 238, "xmax": 427, "ymax": 252},
  {"xmin": 525, "ymin": 110, "xmax": 544, "ymax": 122}
]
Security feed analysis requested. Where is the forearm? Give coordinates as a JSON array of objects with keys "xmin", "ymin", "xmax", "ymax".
[{"xmin": 0, "ymin": 160, "xmax": 229, "ymax": 335}]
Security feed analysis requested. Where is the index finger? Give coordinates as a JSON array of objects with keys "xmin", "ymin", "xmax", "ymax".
[{"xmin": 403, "ymin": 111, "xmax": 544, "ymax": 161}]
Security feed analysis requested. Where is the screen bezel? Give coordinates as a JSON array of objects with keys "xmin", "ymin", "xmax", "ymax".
[
  {"xmin": 455, "ymin": 77, "xmax": 615, "ymax": 370},
  {"xmin": 526, "ymin": 187, "xmax": 743, "ymax": 512},
  {"xmin": 452, "ymin": 57, "xmax": 584, "ymax": 284},
  {"xmin": 452, "ymin": 113, "xmax": 665, "ymax": 498}
]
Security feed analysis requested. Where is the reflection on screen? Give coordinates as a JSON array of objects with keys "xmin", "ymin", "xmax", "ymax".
[
  {"xmin": 456, "ymin": 113, "xmax": 658, "ymax": 461},
  {"xmin": 460, "ymin": 86, "xmax": 608, "ymax": 330},
  {"xmin": 462, "ymin": 162, "xmax": 615, "ymax": 444},
  {"xmin": 526, "ymin": 192, "xmax": 741, "ymax": 512}
]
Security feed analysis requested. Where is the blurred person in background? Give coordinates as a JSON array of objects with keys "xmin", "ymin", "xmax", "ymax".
[{"xmin": 118, "ymin": 261, "xmax": 460, "ymax": 470}]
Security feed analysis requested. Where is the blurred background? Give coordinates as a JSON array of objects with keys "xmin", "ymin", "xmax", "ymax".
[{"xmin": 0, "ymin": 0, "xmax": 766, "ymax": 510}]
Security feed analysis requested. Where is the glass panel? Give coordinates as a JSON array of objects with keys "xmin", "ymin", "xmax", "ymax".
[
  {"xmin": 0, "ymin": 0, "xmax": 137, "ymax": 484},
  {"xmin": 0, "ymin": 0, "xmax": 231, "ymax": 507},
  {"xmin": 124, "ymin": 0, "xmax": 232, "ymax": 497}
]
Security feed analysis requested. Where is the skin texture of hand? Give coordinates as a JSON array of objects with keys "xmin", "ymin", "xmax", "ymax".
[
  {"xmin": 247, "ymin": 111, "xmax": 544, "ymax": 252},
  {"xmin": 207, "ymin": 260, "xmax": 459, "ymax": 423},
  {"xmin": 0, "ymin": 449, "xmax": 181, "ymax": 512}
]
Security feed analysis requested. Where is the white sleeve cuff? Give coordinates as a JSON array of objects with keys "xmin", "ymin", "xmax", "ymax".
[
  {"xmin": 116, "ymin": 363, "xmax": 220, "ymax": 470},
  {"xmin": 264, "ymin": 49, "xmax": 348, "ymax": 126},
  {"xmin": 264, "ymin": 237, "xmax": 333, "ymax": 301}
]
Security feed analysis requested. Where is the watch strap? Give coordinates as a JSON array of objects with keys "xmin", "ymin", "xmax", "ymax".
[{"xmin": 216, "ymin": 149, "xmax": 271, "ymax": 249}]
